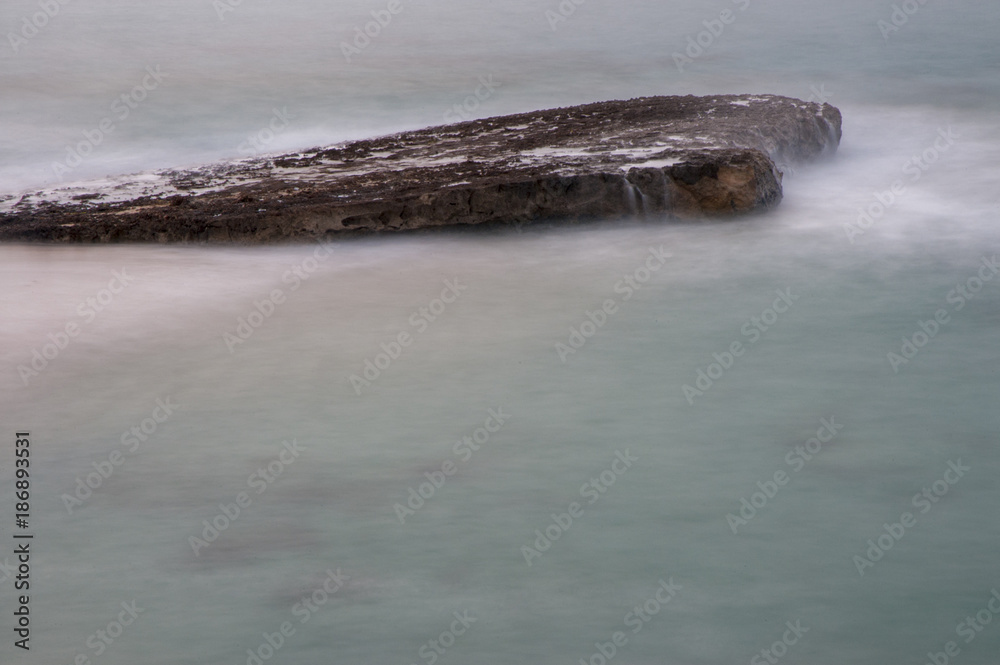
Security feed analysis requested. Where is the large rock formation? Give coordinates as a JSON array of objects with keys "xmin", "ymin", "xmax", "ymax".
[{"xmin": 0, "ymin": 95, "xmax": 841, "ymax": 243}]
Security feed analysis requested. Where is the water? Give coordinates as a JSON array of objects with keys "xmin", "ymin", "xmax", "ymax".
[{"xmin": 2, "ymin": 2, "xmax": 1000, "ymax": 664}]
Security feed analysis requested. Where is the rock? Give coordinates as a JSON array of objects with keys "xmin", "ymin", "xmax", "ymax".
[{"xmin": 0, "ymin": 95, "xmax": 841, "ymax": 243}]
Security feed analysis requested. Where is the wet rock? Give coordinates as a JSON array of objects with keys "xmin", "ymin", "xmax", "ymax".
[{"xmin": 0, "ymin": 95, "xmax": 841, "ymax": 243}]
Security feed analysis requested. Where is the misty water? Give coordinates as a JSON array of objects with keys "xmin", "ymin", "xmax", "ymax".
[{"xmin": 2, "ymin": 2, "xmax": 1000, "ymax": 664}]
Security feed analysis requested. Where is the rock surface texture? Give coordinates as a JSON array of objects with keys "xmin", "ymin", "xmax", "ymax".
[{"xmin": 0, "ymin": 95, "xmax": 841, "ymax": 243}]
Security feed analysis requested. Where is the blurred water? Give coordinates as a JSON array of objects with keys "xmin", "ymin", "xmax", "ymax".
[
  {"xmin": 2, "ymin": 0, "xmax": 999, "ymax": 192},
  {"xmin": 2, "ymin": 2, "xmax": 1000, "ymax": 664}
]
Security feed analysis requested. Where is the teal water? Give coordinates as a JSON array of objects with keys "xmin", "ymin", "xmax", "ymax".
[{"xmin": 2, "ymin": 1, "xmax": 1000, "ymax": 664}]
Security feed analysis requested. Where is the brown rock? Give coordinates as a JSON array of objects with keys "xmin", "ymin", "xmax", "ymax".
[{"xmin": 0, "ymin": 94, "xmax": 841, "ymax": 243}]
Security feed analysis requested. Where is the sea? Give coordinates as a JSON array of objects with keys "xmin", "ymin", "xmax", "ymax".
[{"xmin": 1, "ymin": 1, "xmax": 999, "ymax": 664}]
